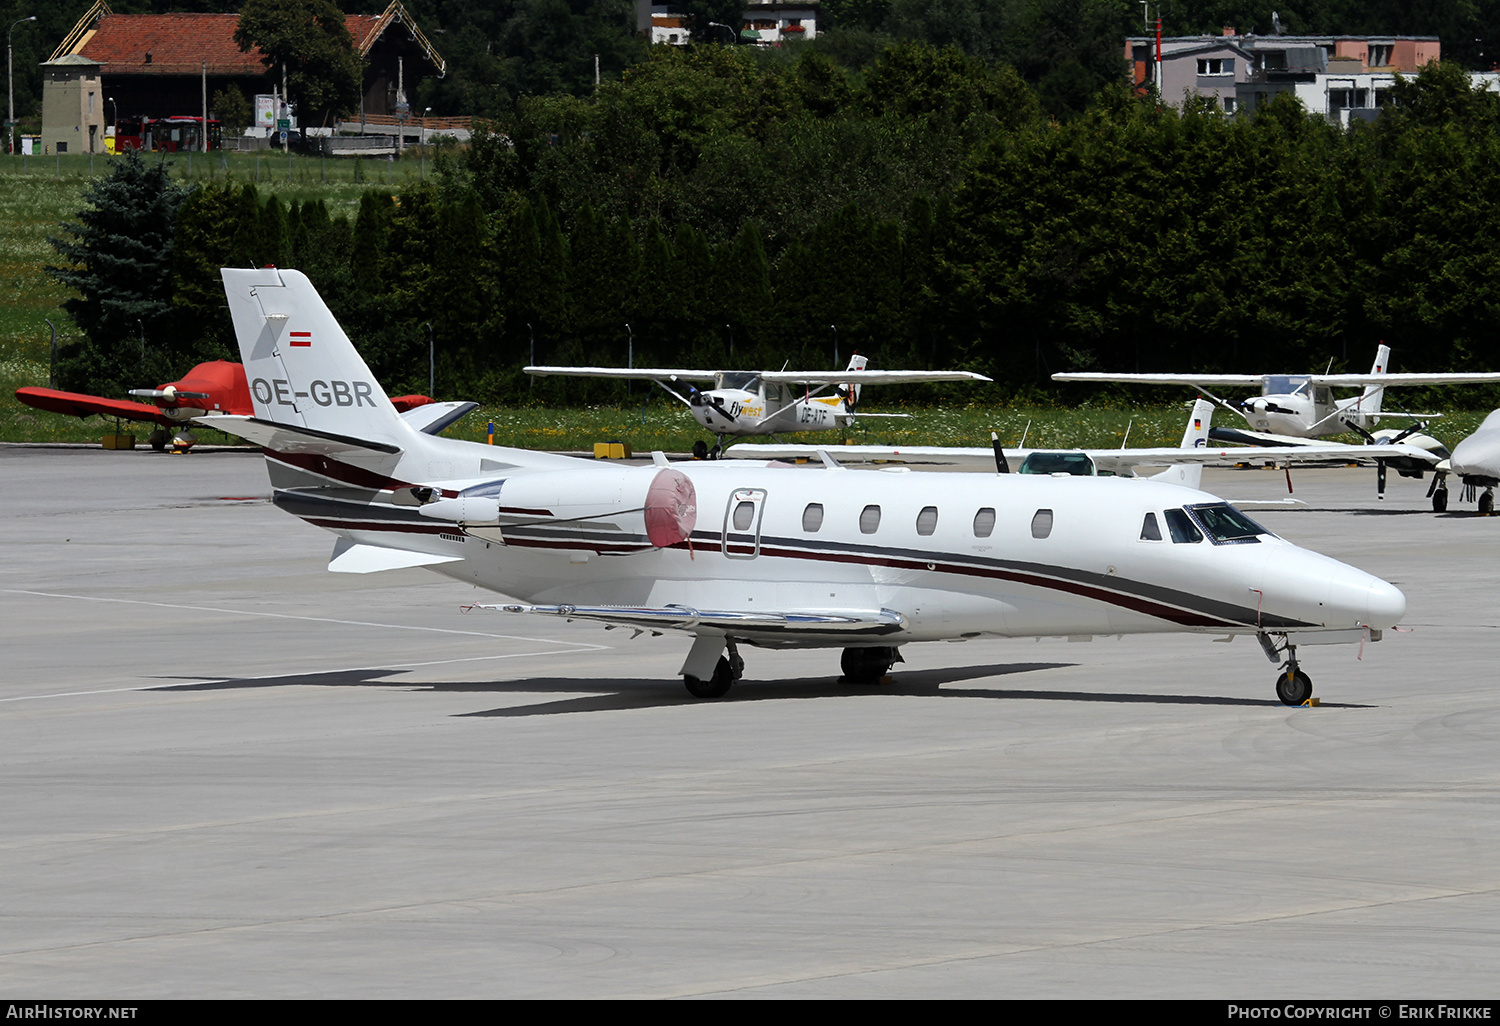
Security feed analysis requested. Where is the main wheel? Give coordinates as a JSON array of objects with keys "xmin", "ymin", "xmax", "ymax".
[
  {"xmin": 684, "ymin": 656, "xmax": 735, "ymax": 699},
  {"xmin": 1480, "ymin": 491, "xmax": 1494, "ymax": 516},
  {"xmin": 1276, "ymin": 669, "xmax": 1313, "ymax": 706},
  {"xmin": 1433, "ymin": 487, "xmax": 1449, "ymax": 513},
  {"xmin": 692, "ymin": 439, "xmax": 708, "ymax": 460},
  {"xmin": 841, "ymin": 646, "xmax": 897, "ymax": 685}
]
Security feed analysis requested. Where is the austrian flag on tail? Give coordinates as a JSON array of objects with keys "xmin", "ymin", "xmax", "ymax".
[{"xmin": 289, "ymin": 331, "xmax": 312, "ymax": 348}]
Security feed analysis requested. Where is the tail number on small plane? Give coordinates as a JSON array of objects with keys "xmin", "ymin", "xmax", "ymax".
[
  {"xmin": 799, "ymin": 404, "xmax": 830, "ymax": 425},
  {"xmin": 252, "ymin": 378, "xmax": 376, "ymax": 407}
]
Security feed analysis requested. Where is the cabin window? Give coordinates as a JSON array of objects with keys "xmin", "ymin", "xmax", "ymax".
[
  {"xmin": 1164, "ymin": 508, "xmax": 1203, "ymax": 544},
  {"xmin": 916, "ymin": 506, "xmax": 938, "ymax": 536},
  {"xmin": 732, "ymin": 500, "xmax": 756, "ymax": 531},
  {"xmin": 1140, "ymin": 512, "xmax": 1162, "ymax": 541},
  {"xmin": 973, "ymin": 507, "xmax": 996, "ymax": 538},
  {"xmin": 1031, "ymin": 509, "xmax": 1053, "ymax": 539},
  {"xmin": 859, "ymin": 504, "xmax": 882, "ymax": 534},
  {"xmin": 802, "ymin": 502, "xmax": 824, "ymax": 532}
]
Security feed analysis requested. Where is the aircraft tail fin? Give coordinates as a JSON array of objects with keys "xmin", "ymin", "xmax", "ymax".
[
  {"xmin": 1359, "ymin": 343, "xmax": 1391, "ymax": 417},
  {"xmin": 843, "ymin": 353, "xmax": 869, "ymax": 409},
  {"xmin": 220, "ymin": 268, "xmax": 411, "ymax": 449},
  {"xmin": 1153, "ymin": 398, "xmax": 1215, "ymax": 489}
]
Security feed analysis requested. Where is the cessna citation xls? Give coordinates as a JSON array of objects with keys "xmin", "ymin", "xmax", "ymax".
[{"xmin": 217, "ymin": 268, "xmax": 1406, "ymax": 706}]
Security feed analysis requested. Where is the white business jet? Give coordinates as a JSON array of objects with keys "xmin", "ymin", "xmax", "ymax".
[
  {"xmin": 525, "ymin": 357, "xmax": 990, "ymax": 459},
  {"xmin": 726, "ymin": 398, "xmax": 1438, "ymax": 487},
  {"xmin": 1431, "ymin": 410, "xmax": 1500, "ymax": 514},
  {"xmin": 215, "ymin": 268, "xmax": 1405, "ymax": 706}
]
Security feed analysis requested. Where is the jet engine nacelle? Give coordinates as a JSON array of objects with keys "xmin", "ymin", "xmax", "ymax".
[{"xmin": 422, "ymin": 465, "xmax": 699, "ymax": 548}]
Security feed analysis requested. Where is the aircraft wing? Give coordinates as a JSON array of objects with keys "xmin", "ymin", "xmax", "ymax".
[
  {"xmin": 1052, "ymin": 372, "xmax": 1269, "ymax": 387},
  {"xmin": 1306, "ymin": 372, "xmax": 1500, "ymax": 386},
  {"xmin": 759, "ymin": 369, "xmax": 991, "ymax": 385},
  {"xmin": 725, "ymin": 442, "xmax": 1438, "ymax": 473},
  {"xmin": 726, "ymin": 443, "xmax": 1000, "ymax": 466},
  {"xmin": 524, "ymin": 365, "xmax": 720, "ymax": 382},
  {"xmin": 473, "ymin": 602, "xmax": 906, "ymax": 636},
  {"xmin": 15, "ymin": 387, "xmax": 170, "ymax": 425},
  {"xmin": 1085, "ymin": 442, "xmax": 1439, "ymax": 474}
]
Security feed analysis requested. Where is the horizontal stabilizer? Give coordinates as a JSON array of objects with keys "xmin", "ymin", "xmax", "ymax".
[
  {"xmin": 210, "ymin": 415, "xmax": 403, "ymax": 456},
  {"xmin": 328, "ymin": 538, "xmax": 462, "ymax": 574},
  {"xmin": 470, "ymin": 602, "xmax": 906, "ymax": 636},
  {"xmin": 399, "ymin": 401, "xmax": 479, "ymax": 436}
]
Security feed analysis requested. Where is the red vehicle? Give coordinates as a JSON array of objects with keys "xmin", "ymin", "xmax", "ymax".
[{"xmin": 112, "ymin": 115, "xmax": 222, "ymax": 153}]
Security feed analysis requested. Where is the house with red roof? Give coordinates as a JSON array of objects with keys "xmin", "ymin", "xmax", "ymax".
[{"xmin": 40, "ymin": 1, "xmax": 444, "ymax": 154}]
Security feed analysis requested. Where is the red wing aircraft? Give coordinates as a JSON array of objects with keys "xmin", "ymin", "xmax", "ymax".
[{"xmin": 17, "ymin": 361, "xmax": 435, "ymax": 451}]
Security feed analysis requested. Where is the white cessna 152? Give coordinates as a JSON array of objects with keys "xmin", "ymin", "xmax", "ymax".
[
  {"xmin": 217, "ymin": 268, "xmax": 1405, "ymax": 706},
  {"xmin": 525, "ymin": 358, "xmax": 990, "ymax": 459},
  {"xmin": 1054, "ymin": 345, "xmax": 1500, "ymax": 505},
  {"xmin": 1053, "ymin": 345, "xmax": 1500, "ymax": 443}
]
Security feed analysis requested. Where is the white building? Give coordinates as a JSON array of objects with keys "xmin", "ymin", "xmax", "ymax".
[{"xmin": 635, "ymin": 2, "xmax": 818, "ymax": 46}]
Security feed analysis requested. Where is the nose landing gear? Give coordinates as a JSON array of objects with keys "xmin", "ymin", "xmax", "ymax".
[{"xmin": 1259, "ymin": 632, "xmax": 1314, "ymax": 706}]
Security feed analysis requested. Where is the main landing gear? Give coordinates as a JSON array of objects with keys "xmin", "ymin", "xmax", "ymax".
[
  {"xmin": 683, "ymin": 639, "xmax": 743, "ymax": 698},
  {"xmin": 679, "ymin": 640, "xmax": 905, "ymax": 698},
  {"xmin": 840, "ymin": 645, "xmax": 902, "ymax": 685},
  {"xmin": 1259, "ymin": 632, "xmax": 1313, "ymax": 706},
  {"xmin": 692, "ymin": 436, "xmax": 728, "ymax": 461}
]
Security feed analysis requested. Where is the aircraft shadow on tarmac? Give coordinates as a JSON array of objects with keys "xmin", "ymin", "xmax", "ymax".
[{"xmin": 148, "ymin": 661, "xmax": 1355, "ymax": 716}]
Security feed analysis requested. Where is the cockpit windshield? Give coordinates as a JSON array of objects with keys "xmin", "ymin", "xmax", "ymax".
[
  {"xmin": 1185, "ymin": 503, "xmax": 1274, "ymax": 544},
  {"xmin": 1018, "ymin": 452, "xmax": 1096, "ymax": 476},
  {"xmin": 1263, "ymin": 375, "xmax": 1311, "ymax": 397},
  {"xmin": 719, "ymin": 372, "xmax": 760, "ymax": 391}
]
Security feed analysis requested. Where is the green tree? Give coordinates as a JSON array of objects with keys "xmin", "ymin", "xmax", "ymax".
[
  {"xmin": 210, "ymin": 84, "xmax": 254, "ymax": 135},
  {"xmin": 234, "ymin": 0, "xmax": 364, "ymax": 126},
  {"xmin": 47, "ymin": 151, "xmax": 187, "ymax": 394}
]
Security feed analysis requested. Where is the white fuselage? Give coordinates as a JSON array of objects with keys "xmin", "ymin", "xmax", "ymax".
[
  {"xmin": 275, "ymin": 440, "xmax": 1405, "ymax": 650},
  {"xmin": 690, "ymin": 381, "xmax": 849, "ymax": 437},
  {"xmin": 1450, "ymin": 409, "xmax": 1500, "ymax": 485},
  {"xmin": 1241, "ymin": 377, "xmax": 1380, "ymax": 438}
]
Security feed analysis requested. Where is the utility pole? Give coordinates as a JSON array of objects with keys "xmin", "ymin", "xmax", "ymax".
[{"xmin": 8, "ymin": 15, "xmax": 36, "ymax": 158}]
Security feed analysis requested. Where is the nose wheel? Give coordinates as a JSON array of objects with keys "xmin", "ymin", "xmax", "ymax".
[
  {"xmin": 1276, "ymin": 667, "xmax": 1313, "ymax": 706},
  {"xmin": 1259, "ymin": 632, "xmax": 1314, "ymax": 706}
]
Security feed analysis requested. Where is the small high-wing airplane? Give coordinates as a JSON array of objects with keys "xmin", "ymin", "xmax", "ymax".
[
  {"xmin": 16, "ymin": 361, "xmax": 443, "ymax": 450},
  {"xmin": 524, "ymin": 357, "xmax": 991, "ymax": 459},
  {"xmin": 212, "ymin": 267, "xmax": 1406, "ymax": 707},
  {"xmin": 1052, "ymin": 345, "xmax": 1500, "ymax": 443},
  {"xmin": 725, "ymin": 398, "xmax": 1439, "ymax": 489}
]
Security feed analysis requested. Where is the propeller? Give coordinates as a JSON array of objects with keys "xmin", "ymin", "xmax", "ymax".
[{"xmin": 991, "ymin": 432, "xmax": 1010, "ymax": 474}]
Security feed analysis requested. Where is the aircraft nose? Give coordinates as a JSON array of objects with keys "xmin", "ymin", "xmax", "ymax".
[
  {"xmin": 1324, "ymin": 561, "xmax": 1405, "ymax": 630},
  {"xmin": 1362, "ymin": 576, "xmax": 1406, "ymax": 630}
]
